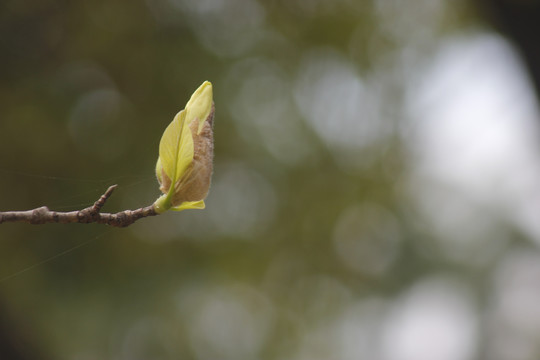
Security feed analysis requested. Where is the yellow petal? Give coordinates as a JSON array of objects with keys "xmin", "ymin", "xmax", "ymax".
[
  {"xmin": 185, "ymin": 81, "xmax": 213, "ymax": 134},
  {"xmin": 158, "ymin": 110, "xmax": 194, "ymax": 186},
  {"xmin": 170, "ymin": 200, "xmax": 206, "ymax": 212}
]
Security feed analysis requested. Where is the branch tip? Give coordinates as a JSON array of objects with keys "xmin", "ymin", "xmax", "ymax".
[{"xmin": 93, "ymin": 184, "xmax": 118, "ymax": 212}]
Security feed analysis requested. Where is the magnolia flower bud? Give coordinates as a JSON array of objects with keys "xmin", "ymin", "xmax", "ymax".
[{"xmin": 154, "ymin": 81, "xmax": 214, "ymax": 213}]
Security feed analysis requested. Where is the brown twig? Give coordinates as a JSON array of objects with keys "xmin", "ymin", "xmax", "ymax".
[{"xmin": 0, "ymin": 185, "xmax": 157, "ymax": 227}]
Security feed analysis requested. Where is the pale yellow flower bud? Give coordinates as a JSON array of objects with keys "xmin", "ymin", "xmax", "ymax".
[{"xmin": 154, "ymin": 81, "xmax": 214, "ymax": 213}]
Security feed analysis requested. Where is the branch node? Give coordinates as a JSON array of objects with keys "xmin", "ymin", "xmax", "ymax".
[{"xmin": 31, "ymin": 206, "xmax": 50, "ymax": 224}]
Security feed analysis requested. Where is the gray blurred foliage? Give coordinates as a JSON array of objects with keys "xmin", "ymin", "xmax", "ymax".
[{"xmin": 1, "ymin": 0, "xmax": 540, "ymax": 360}]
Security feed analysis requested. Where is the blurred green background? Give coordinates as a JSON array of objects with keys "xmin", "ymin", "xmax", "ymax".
[{"xmin": 2, "ymin": 0, "xmax": 540, "ymax": 359}]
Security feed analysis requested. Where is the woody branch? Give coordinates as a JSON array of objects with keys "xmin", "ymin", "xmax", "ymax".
[{"xmin": 0, "ymin": 185, "xmax": 157, "ymax": 227}]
